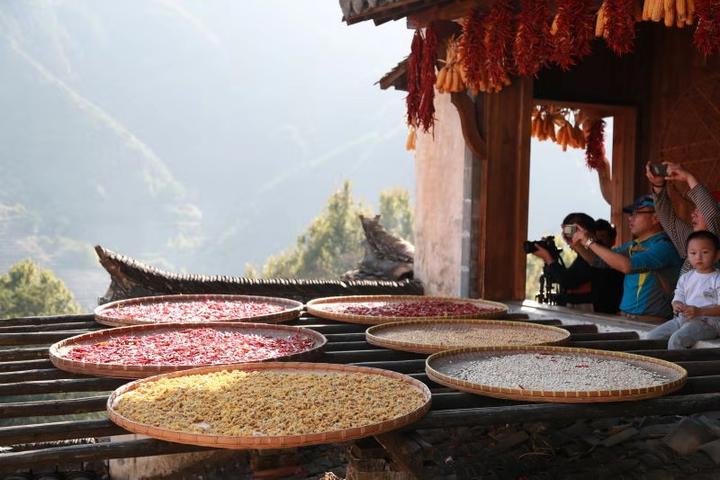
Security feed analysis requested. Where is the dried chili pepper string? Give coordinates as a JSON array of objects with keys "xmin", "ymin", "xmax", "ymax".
[
  {"xmin": 585, "ymin": 118, "xmax": 606, "ymax": 170},
  {"xmin": 604, "ymin": 0, "xmax": 636, "ymax": 55},
  {"xmin": 418, "ymin": 23, "xmax": 438, "ymax": 133},
  {"xmin": 461, "ymin": 8, "xmax": 488, "ymax": 95},
  {"xmin": 514, "ymin": 0, "xmax": 552, "ymax": 77},
  {"xmin": 484, "ymin": 0, "xmax": 516, "ymax": 91},
  {"xmin": 551, "ymin": 0, "xmax": 595, "ymax": 69},
  {"xmin": 406, "ymin": 30, "xmax": 424, "ymax": 128},
  {"xmin": 694, "ymin": 0, "xmax": 720, "ymax": 56}
]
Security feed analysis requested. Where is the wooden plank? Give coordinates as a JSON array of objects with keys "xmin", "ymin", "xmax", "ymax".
[
  {"xmin": 570, "ymin": 339, "xmax": 667, "ymax": 350},
  {"xmin": 0, "ymin": 359, "xmax": 52, "ymax": 372},
  {"xmin": 0, "ymin": 347, "xmax": 49, "ymax": 362},
  {"xmin": 631, "ymin": 348, "xmax": 720, "ymax": 361},
  {"xmin": 0, "ymin": 330, "xmax": 93, "ymax": 346},
  {"xmin": 324, "ymin": 341, "xmax": 382, "ymax": 352},
  {"xmin": 568, "ymin": 331, "xmax": 639, "ymax": 341},
  {"xmin": 0, "ymin": 322, "xmax": 101, "ymax": 333},
  {"xmin": 0, "ymin": 395, "xmax": 107, "ymax": 419},
  {"xmin": 0, "ymin": 314, "xmax": 94, "ymax": 326},
  {"xmin": 0, "ymin": 377, "xmax": 126, "ymax": 396},
  {"xmin": 0, "ymin": 418, "xmax": 125, "ymax": 446},
  {"xmin": 322, "ymin": 350, "xmax": 425, "ymax": 364},
  {"xmin": 677, "ymin": 361, "xmax": 720, "ymax": 377},
  {"xmin": 0, "ymin": 368, "xmax": 89, "ymax": 384},
  {"xmin": 411, "ymin": 392, "xmax": 720, "ymax": 429},
  {"xmin": 0, "ymin": 437, "xmax": 212, "ymax": 469}
]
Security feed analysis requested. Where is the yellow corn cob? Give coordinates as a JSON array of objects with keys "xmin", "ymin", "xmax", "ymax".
[{"xmin": 664, "ymin": 0, "xmax": 675, "ymax": 27}]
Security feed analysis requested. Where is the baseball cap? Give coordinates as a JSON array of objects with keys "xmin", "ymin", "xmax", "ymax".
[{"xmin": 622, "ymin": 194, "xmax": 655, "ymax": 213}]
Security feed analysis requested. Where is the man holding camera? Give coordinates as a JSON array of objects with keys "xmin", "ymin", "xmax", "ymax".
[
  {"xmin": 572, "ymin": 196, "xmax": 682, "ymax": 322},
  {"xmin": 647, "ymin": 162, "xmax": 720, "ymax": 274},
  {"xmin": 529, "ymin": 213, "xmax": 623, "ymax": 313}
]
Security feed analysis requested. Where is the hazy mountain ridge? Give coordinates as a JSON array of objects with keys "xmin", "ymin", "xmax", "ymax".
[{"xmin": 0, "ymin": 1, "xmax": 415, "ymax": 307}]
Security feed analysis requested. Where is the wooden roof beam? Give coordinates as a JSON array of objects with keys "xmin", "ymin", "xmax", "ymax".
[{"xmin": 407, "ymin": 0, "xmax": 484, "ymax": 28}]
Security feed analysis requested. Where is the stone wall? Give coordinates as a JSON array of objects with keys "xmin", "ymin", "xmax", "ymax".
[{"xmin": 413, "ymin": 93, "xmax": 466, "ymax": 296}]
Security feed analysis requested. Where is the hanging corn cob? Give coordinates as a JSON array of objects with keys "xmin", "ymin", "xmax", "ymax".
[
  {"xmin": 641, "ymin": 0, "xmax": 695, "ymax": 26},
  {"xmin": 531, "ymin": 106, "xmax": 589, "ymax": 151},
  {"xmin": 436, "ymin": 35, "xmax": 466, "ymax": 93}
]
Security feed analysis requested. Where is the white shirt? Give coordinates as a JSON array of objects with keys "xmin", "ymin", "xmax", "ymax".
[{"xmin": 673, "ymin": 269, "xmax": 720, "ymax": 326}]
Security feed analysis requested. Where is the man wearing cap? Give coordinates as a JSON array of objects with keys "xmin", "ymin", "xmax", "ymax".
[
  {"xmin": 647, "ymin": 162, "xmax": 720, "ymax": 274},
  {"xmin": 573, "ymin": 196, "xmax": 682, "ymax": 322}
]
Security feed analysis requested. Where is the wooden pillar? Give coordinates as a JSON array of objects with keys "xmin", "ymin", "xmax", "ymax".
[
  {"xmin": 475, "ymin": 77, "xmax": 533, "ymax": 301},
  {"xmin": 611, "ymin": 107, "xmax": 638, "ymax": 243}
]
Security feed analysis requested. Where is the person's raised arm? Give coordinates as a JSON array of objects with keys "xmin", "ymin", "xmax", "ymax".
[
  {"xmin": 668, "ymin": 162, "xmax": 720, "ymax": 234},
  {"xmin": 648, "ymin": 162, "xmax": 690, "ymax": 255},
  {"xmin": 572, "ymin": 227, "xmax": 631, "ymax": 273}
]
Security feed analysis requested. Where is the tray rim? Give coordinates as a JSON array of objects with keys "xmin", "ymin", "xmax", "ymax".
[
  {"xmin": 49, "ymin": 322, "xmax": 326, "ymax": 379},
  {"xmin": 306, "ymin": 295, "xmax": 508, "ymax": 325},
  {"xmin": 425, "ymin": 345, "xmax": 688, "ymax": 403},
  {"xmin": 106, "ymin": 362, "xmax": 432, "ymax": 449},
  {"xmin": 365, "ymin": 319, "xmax": 570, "ymax": 354},
  {"xmin": 94, "ymin": 294, "xmax": 303, "ymax": 327}
]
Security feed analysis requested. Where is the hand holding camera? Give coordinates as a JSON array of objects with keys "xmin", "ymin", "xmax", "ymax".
[
  {"xmin": 571, "ymin": 225, "xmax": 591, "ymax": 247},
  {"xmin": 646, "ymin": 162, "xmax": 667, "ymax": 187},
  {"xmin": 523, "ymin": 236, "xmax": 562, "ymax": 264}
]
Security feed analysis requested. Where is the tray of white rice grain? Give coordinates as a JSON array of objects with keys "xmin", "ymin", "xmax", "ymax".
[
  {"xmin": 426, "ymin": 346, "xmax": 687, "ymax": 403},
  {"xmin": 366, "ymin": 319, "xmax": 570, "ymax": 354},
  {"xmin": 107, "ymin": 362, "xmax": 431, "ymax": 449}
]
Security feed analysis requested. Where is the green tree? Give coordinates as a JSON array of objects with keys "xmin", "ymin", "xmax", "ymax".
[
  {"xmin": 0, "ymin": 259, "xmax": 81, "ymax": 319},
  {"xmin": 379, "ymin": 188, "xmax": 414, "ymax": 242},
  {"xmin": 256, "ymin": 182, "xmax": 414, "ymax": 279}
]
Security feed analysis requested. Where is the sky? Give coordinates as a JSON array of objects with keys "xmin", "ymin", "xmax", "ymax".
[{"xmin": 0, "ymin": 0, "xmax": 617, "ymax": 307}]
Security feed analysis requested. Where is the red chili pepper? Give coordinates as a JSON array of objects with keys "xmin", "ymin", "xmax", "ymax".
[
  {"xmin": 585, "ymin": 118, "xmax": 605, "ymax": 170},
  {"xmin": 603, "ymin": 0, "xmax": 636, "ymax": 56},
  {"xmin": 550, "ymin": 0, "xmax": 595, "ymax": 69},
  {"xmin": 695, "ymin": 0, "xmax": 720, "ymax": 57},
  {"xmin": 66, "ymin": 329, "xmax": 315, "ymax": 366},
  {"xmin": 514, "ymin": 0, "xmax": 552, "ymax": 77}
]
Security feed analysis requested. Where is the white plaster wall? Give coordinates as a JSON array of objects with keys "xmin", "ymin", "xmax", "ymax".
[{"xmin": 414, "ymin": 93, "xmax": 466, "ymax": 296}]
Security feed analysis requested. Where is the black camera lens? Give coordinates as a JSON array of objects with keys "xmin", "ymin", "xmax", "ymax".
[{"xmin": 523, "ymin": 241, "xmax": 538, "ymax": 254}]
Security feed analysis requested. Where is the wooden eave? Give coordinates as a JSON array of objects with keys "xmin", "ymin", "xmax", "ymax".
[
  {"xmin": 341, "ymin": 0, "xmax": 456, "ymax": 26},
  {"xmin": 377, "ymin": 58, "xmax": 409, "ymax": 90}
]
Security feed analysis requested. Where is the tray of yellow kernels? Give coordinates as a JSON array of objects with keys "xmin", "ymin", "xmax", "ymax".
[{"xmin": 107, "ymin": 362, "xmax": 432, "ymax": 449}]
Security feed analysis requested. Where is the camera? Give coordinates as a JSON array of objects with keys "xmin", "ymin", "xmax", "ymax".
[
  {"xmin": 562, "ymin": 224, "xmax": 577, "ymax": 237},
  {"xmin": 523, "ymin": 236, "xmax": 562, "ymax": 259},
  {"xmin": 650, "ymin": 163, "xmax": 667, "ymax": 177}
]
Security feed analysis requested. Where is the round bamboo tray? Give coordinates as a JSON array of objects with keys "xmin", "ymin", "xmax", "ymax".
[
  {"xmin": 426, "ymin": 346, "xmax": 687, "ymax": 403},
  {"xmin": 306, "ymin": 295, "xmax": 508, "ymax": 325},
  {"xmin": 107, "ymin": 362, "xmax": 432, "ymax": 449},
  {"xmin": 49, "ymin": 322, "xmax": 327, "ymax": 379},
  {"xmin": 366, "ymin": 319, "xmax": 570, "ymax": 354},
  {"xmin": 94, "ymin": 294, "xmax": 303, "ymax": 327}
]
